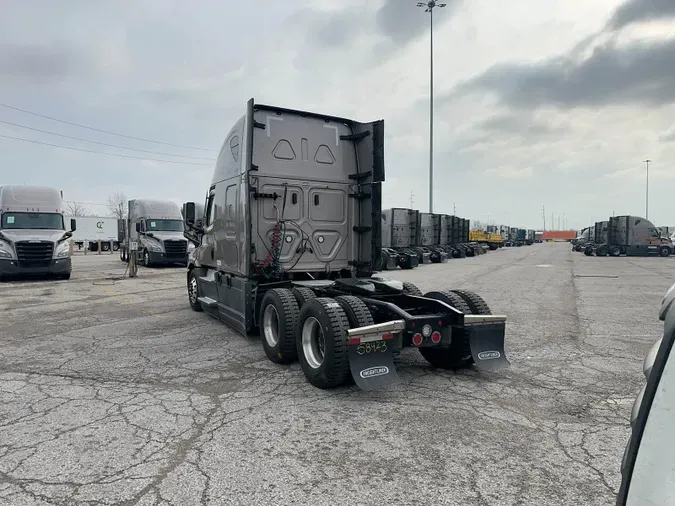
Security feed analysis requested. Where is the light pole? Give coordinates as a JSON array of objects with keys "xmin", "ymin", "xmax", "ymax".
[
  {"xmin": 417, "ymin": 1, "xmax": 445, "ymax": 213},
  {"xmin": 643, "ymin": 159, "xmax": 651, "ymax": 219}
]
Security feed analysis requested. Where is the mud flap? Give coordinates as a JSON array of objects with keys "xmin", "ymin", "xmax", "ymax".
[
  {"xmin": 468, "ymin": 324, "xmax": 510, "ymax": 371},
  {"xmin": 348, "ymin": 345, "xmax": 400, "ymax": 391}
]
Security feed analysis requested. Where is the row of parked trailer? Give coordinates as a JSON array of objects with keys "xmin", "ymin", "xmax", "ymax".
[
  {"xmin": 571, "ymin": 214, "xmax": 674, "ymax": 257},
  {"xmin": 379, "ymin": 207, "xmax": 536, "ymax": 270}
]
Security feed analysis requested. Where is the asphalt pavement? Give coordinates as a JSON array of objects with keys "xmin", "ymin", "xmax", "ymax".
[{"xmin": 0, "ymin": 243, "xmax": 670, "ymax": 505}]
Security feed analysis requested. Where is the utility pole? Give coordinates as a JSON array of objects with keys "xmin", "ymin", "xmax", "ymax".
[
  {"xmin": 409, "ymin": 190, "xmax": 415, "ymax": 209},
  {"xmin": 558, "ymin": 216, "xmax": 561, "ymax": 230},
  {"xmin": 551, "ymin": 213, "xmax": 554, "ymax": 230},
  {"xmin": 453, "ymin": 202, "xmax": 456, "ymax": 214},
  {"xmin": 417, "ymin": 1, "xmax": 446, "ymax": 213},
  {"xmin": 643, "ymin": 159, "xmax": 651, "ymax": 219},
  {"xmin": 542, "ymin": 205, "xmax": 546, "ymax": 231}
]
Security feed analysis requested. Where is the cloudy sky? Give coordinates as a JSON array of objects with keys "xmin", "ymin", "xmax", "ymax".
[{"xmin": 1, "ymin": 0, "xmax": 674, "ymax": 230}]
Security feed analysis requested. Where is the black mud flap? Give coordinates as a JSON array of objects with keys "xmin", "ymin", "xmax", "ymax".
[
  {"xmin": 468, "ymin": 324, "xmax": 510, "ymax": 371},
  {"xmin": 348, "ymin": 344, "xmax": 400, "ymax": 391}
]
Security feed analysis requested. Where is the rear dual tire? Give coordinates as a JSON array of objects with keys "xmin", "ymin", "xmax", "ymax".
[
  {"xmin": 419, "ymin": 289, "xmax": 492, "ymax": 370},
  {"xmin": 259, "ymin": 289, "xmax": 375, "ymax": 389}
]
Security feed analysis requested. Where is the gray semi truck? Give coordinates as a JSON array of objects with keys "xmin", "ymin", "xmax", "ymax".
[
  {"xmin": 0, "ymin": 185, "xmax": 76, "ymax": 280},
  {"xmin": 182, "ymin": 98, "xmax": 509, "ymax": 391},
  {"xmin": 583, "ymin": 215, "xmax": 672, "ymax": 257},
  {"xmin": 118, "ymin": 199, "xmax": 192, "ymax": 267}
]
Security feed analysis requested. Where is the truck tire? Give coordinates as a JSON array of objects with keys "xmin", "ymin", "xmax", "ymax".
[
  {"xmin": 584, "ymin": 246, "xmax": 593, "ymax": 256},
  {"xmin": 187, "ymin": 268, "xmax": 204, "ymax": 312},
  {"xmin": 296, "ymin": 297, "xmax": 351, "ymax": 389},
  {"xmin": 402, "ymin": 281, "xmax": 423, "ymax": 296},
  {"xmin": 260, "ymin": 288, "xmax": 299, "ymax": 364},
  {"xmin": 420, "ymin": 291, "xmax": 474, "ymax": 369},
  {"xmin": 291, "ymin": 287, "xmax": 316, "ymax": 308},
  {"xmin": 57, "ymin": 273, "xmax": 71, "ymax": 281},
  {"xmin": 112, "ymin": 243, "xmax": 120, "ymax": 252},
  {"xmin": 449, "ymin": 289, "xmax": 492, "ymax": 315},
  {"xmin": 595, "ymin": 246, "xmax": 608, "ymax": 257},
  {"xmin": 609, "ymin": 246, "xmax": 621, "ymax": 257},
  {"xmin": 660, "ymin": 246, "xmax": 671, "ymax": 257},
  {"xmin": 143, "ymin": 249, "xmax": 152, "ymax": 267},
  {"xmin": 334, "ymin": 295, "xmax": 374, "ymax": 329}
]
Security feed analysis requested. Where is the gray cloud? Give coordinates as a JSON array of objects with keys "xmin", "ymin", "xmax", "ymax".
[
  {"xmin": 312, "ymin": 8, "xmax": 364, "ymax": 48},
  {"xmin": 305, "ymin": 0, "xmax": 460, "ymax": 54},
  {"xmin": 607, "ymin": 0, "xmax": 675, "ymax": 30},
  {"xmin": 0, "ymin": 42, "xmax": 87, "ymax": 80},
  {"xmin": 448, "ymin": 38, "xmax": 675, "ymax": 110},
  {"xmin": 478, "ymin": 114, "xmax": 567, "ymax": 137},
  {"xmin": 376, "ymin": 0, "xmax": 458, "ymax": 46}
]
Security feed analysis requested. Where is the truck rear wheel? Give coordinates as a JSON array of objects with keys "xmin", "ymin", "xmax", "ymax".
[
  {"xmin": 296, "ymin": 297, "xmax": 351, "ymax": 389},
  {"xmin": 420, "ymin": 290, "xmax": 475, "ymax": 370},
  {"xmin": 401, "ymin": 281, "xmax": 423, "ymax": 296},
  {"xmin": 449, "ymin": 289, "xmax": 492, "ymax": 315},
  {"xmin": 334, "ymin": 296, "xmax": 374, "ymax": 328},
  {"xmin": 595, "ymin": 246, "xmax": 608, "ymax": 257},
  {"xmin": 609, "ymin": 246, "xmax": 621, "ymax": 257},
  {"xmin": 187, "ymin": 268, "xmax": 204, "ymax": 312},
  {"xmin": 260, "ymin": 288, "xmax": 299, "ymax": 364},
  {"xmin": 291, "ymin": 287, "xmax": 316, "ymax": 308}
]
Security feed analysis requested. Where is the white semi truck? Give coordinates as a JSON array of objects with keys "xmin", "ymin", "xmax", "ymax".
[
  {"xmin": 0, "ymin": 185, "xmax": 76, "ymax": 280},
  {"xmin": 65, "ymin": 216, "xmax": 120, "ymax": 252},
  {"xmin": 118, "ymin": 199, "xmax": 192, "ymax": 267}
]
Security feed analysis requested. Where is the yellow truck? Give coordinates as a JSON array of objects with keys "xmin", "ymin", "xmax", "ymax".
[{"xmin": 470, "ymin": 230, "xmax": 503, "ymax": 250}]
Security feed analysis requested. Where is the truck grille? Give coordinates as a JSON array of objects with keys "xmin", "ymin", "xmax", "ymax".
[
  {"xmin": 16, "ymin": 241, "xmax": 54, "ymax": 267},
  {"xmin": 164, "ymin": 240, "xmax": 187, "ymax": 258}
]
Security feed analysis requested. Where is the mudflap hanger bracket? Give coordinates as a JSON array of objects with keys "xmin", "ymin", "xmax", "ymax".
[{"xmin": 346, "ymin": 320, "xmax": 405, "ymax": 391}]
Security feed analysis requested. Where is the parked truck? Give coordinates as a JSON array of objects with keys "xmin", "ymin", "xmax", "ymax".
[
  {"xmin": 118, "ymin": 199, "xmax": 192, "ymax": 267},
  {"xmin": 416, "ymin": 212, "xmax": 448, "ymax": 263},
  {"xmin": 585, "ymin": 215, "xmax": 672, "ymax": 257},
  {"xmin": 0, "ymin": 185, "xmax": 76, "ymax": 280},
  {"xmin": 572, "ymin": 227, "xmax": 593, "ymax": 251},
  {"xmin": 583, "ymin": 220, "xmax": 609, "ymax": 256},
  {"xmin": 182, "ymin": 99, "xmax": 509, "ymax": 390},
  {"xmin": 380, "ymin": 208, "xmax": 428, "ymax": 268},
  {"xmin": 66, "ymin": 216, "xmax": 119, "ymax": 252}
]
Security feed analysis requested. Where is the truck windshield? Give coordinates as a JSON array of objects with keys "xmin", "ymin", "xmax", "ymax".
[
  {"xmin": 146, "ymin": 219, "xmax": 183, "ymax": 232},
  {"xmin": 1, "ymin": 212, "xmax": 64, "ymax": 230}
]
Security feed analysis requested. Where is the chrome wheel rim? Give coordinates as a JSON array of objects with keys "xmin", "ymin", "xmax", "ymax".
[
  {"xmin": 188, "ymin": 276, "xmax": 198, "ymax": 304},
  {"xmin": 302, "ymin": 317, "xmax": 325, "ymax": 369},
  {"xmin": 262, "ymin": 305, "xmax": 280, "ymax": 347}
]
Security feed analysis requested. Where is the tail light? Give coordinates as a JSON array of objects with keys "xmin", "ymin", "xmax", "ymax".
[
  {"xmin": 412, "ymin": 333, "xmax": 423, "ymax": 346},
  {"xmin": 431, "ymin": 331, "xmax": 441, "ymax": 344}
]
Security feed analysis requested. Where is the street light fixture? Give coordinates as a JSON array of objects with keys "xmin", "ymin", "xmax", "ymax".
[
  {"xmin": 643, "ymin": 159, "xmax": 651, "ymax": 220},
  {"xmin": 417, "ymin": 1, "xmax": 446, "ymax": 213}
]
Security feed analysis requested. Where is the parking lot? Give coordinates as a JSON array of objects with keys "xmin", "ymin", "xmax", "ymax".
[{"xmin": 0, "ymin": 243, "xmax": 669, "ymax": 505}]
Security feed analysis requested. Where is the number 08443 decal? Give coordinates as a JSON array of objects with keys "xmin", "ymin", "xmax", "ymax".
[{"xmin": 356, "ymin": 341, "xmax": 387, "ymax": 355}]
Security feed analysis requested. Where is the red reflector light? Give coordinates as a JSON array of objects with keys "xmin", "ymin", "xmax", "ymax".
[
  {"xmin": 438, "ymin": 320, "xmax": 443, "ymax": 326},
  {"xmin": 348, "ymin": 337, "xmax": 361, "ymax": 345},
  {"xmin": 431, "ymin": 331, "xmax": 441, "ymax": 343},
  {"xmin": 412, "ymin": 333, "xmax": 423, "ymax": 346},
  {"xmin": 382, "ymin": 333, "xmax": 394, "ymax": 341}
]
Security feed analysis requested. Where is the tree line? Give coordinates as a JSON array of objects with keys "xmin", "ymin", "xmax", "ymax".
[{"xmin": 64, "ymin": 191, "xmax": 128, "ymax": 219}]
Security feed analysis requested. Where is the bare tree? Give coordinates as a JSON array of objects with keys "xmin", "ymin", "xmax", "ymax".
[
  {"xmin": 65, "ymin": 201, "xmax": 90, "ymax": 216},
  {"xmin": 107, "ymin": 191, "xmax": 127, "ymax": 220}
]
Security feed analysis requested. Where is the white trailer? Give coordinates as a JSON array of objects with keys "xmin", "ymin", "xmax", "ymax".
[{"xmin": 65, "ymin": 216, "xmax": 120, "ymax": 252}]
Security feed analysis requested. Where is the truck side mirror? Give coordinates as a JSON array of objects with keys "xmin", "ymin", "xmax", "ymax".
[
  {"xmin": 135, "ymin": 223, "xmax": 141, "ymax": 233},
  {"xmin": 184, "ymin": 202, "xmax": 196, "ymax": 224},
  {"xmin": 70, "ymin": 218, "xmax": 77, "ymax": 232}
]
